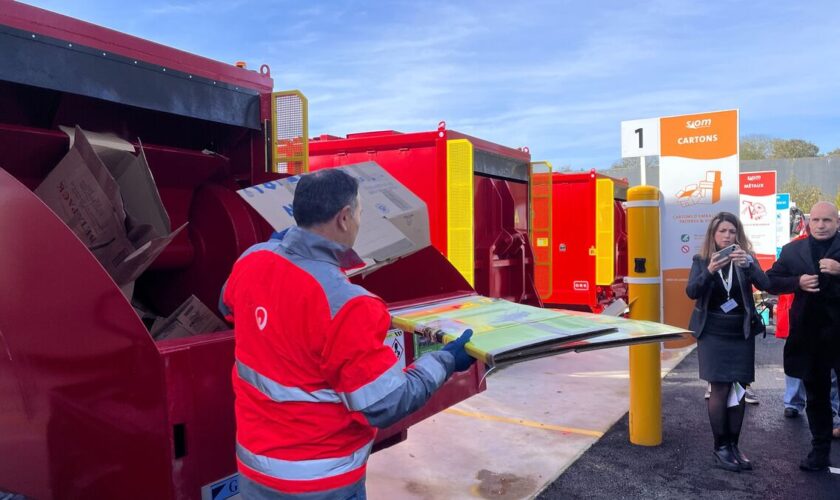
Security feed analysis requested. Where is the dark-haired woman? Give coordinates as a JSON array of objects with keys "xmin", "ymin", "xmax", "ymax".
[{"xmin": 686, "ymin": 212, "xmax": 770, "ymax": 472}]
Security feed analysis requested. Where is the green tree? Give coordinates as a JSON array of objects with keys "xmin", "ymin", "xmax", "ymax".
[
  {"xmin": 771, "ymin": 139, "xmax": 819, "ymax": 158},
  {"xmin": 740, "ymin": 135, "xmax": 773, "ymax": 160},
  {"xmin": 609, "ymin": 156, "xmax": 659, "ymax": 169},
  {"xmin": 610, "ymin": 157, "xmax": 638, "ymax": 169},
  {"xmin": 825, "ymin": 147, "xmax": 840, "ymax": 156},
  {"xmin": 781, "ymin": 177, "xmax": 823, "ymax": 212}
]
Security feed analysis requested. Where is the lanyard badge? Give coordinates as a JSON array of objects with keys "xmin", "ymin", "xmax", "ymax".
[{"xmin": 718, "ymin": 263, "xmax": 737, "ymax": 313}]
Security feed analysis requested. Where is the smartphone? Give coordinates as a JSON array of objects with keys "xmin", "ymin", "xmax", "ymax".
[{"xmin": 715, "ymin": 244, "xmax": 738, "ymax": 259}]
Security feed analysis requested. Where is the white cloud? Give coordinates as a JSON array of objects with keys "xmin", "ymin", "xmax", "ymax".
[{"xmin": 19, "ymin": 0, "xmax": 840, "ymax": 168}]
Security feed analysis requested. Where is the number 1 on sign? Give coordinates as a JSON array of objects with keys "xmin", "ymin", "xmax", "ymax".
[{"xmin": 620, "ymin": 117, "xmax": 659, "ymax": 159}]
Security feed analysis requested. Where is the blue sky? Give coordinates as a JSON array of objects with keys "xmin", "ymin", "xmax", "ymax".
[{"xmin": 21, "ymin": 0, "xmax": 840, "ymax": 170}]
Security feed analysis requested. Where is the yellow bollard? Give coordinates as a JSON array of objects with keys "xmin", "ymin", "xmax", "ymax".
[{"xmin": 625, "ymin": 186, "xmax": 662, "ymax": 446}]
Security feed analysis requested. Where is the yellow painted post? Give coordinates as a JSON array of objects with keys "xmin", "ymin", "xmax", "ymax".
[{"xmin": 626, "ymin": 186, "xmax": 662, "ymax": 446}]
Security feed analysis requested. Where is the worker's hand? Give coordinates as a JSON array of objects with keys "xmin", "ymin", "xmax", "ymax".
[
  {"xmin": 442, "ymin": 329, "xmax": 476, "ymax": 372},
  {"xmin": 799, "ymin": 274, "xmax": 820, "ymax": 293},
  {"xmin": 818, "ymin": 258, "xmax": 840, "ymax": 276},
  {"xmin": 731, "ymin": 249, "xmax": 750, "ymax": 268},
  {"xmin": 707, "ymin": 252, "xmax": 730, "ymax": 273}
]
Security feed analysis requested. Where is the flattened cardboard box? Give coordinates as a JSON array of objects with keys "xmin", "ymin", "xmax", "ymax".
[
  {"xmin": 151, "ymin": 295, "xmax": 229, "ymax": 341},
  {"xmin": 238, "ymin": 161, "xmax": 430, "ymax": 274},
  {"xmin": 35, "ymin": 126, "xmax": 185, "ymax": 286},
  {"xmin": 61, "ymin": 126, "xmax": 171, "ymax": 238}
]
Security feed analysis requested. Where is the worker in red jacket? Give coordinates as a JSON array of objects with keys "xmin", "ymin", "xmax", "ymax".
[{"xmin": 220, "ymin": 168, "xmax": 474, "ymax": 499}]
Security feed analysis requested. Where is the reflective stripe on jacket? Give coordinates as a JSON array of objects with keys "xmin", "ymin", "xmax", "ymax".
[{"xmin": 221, "ymin": 226, "xmax": 455, "ymax": 495}]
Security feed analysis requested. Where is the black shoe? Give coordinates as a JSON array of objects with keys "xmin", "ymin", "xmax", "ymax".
[
  {"xmin": 713, "ymin": 445, "xmax": 741, "ymax": 472},
  {"xmin": 799, "ymin": 449, "xmax": 830, "ymax": 472},
  {"xmin": 730, "ymin": 444, "xmax": 753, "ymax": 470},
  {"xmin": 783, "ymin": 407, "xmax": 799, "ymax": 418}
]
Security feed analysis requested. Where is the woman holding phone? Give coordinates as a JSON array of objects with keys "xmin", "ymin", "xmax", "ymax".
[{"xmin": 686, "ymin": 212, "xmax": 770, "ymax": 472}]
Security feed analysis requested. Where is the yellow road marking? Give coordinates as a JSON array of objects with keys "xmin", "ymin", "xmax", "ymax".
[{"xmin": 443, "ymin": 408, "xmax": 604, "ymax": 438}]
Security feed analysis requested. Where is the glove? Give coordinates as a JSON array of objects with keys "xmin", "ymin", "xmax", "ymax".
[{"xmin": 442, "ymin": 329, "xmax": 476, "ymax": 372}]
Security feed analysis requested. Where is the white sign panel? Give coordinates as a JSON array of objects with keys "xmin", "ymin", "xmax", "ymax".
[
  {"xmin": 658, "ymin": 109, "xmax": 739, "ymax": 327},
  {"xmin": 621, "ymin": 118, "xmax": 660, "ymax": 158}
]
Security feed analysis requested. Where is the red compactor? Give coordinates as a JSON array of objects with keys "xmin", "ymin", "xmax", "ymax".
[
  {"xmin": 0, "ymin": 4, "xmax": 483, "ymax": 498},
  {"xmin": 309, "ymin": 125, "xmax": 547, "ymax": 306}
]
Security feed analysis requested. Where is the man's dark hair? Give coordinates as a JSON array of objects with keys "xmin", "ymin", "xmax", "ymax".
[{"xmin": 292, "ymin": 169, "xmax": 359, "ymax": 227}]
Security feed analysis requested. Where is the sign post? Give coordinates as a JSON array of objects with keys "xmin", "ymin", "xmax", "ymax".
[{"xmin": 620, "ymin": 118, "xmax": 660, "ymax": 186}]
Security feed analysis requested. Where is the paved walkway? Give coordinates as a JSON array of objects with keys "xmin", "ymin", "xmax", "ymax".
[
  {"xmin": 367, "ymin": 341, "xmax": 694, "ymax": 499},
  {"xmin": 540, "ymin": 334, "xmax": 840, "ymax": 499}
]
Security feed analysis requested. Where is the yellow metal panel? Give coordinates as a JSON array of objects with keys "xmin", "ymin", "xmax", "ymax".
[
  {"xmin": 595, "ymin": 178, "xmax": 615, "ymax": 286},
  {"xmin": 529, "ymin": 161, "xmax": 553, "ymax": 298},
  {"xmin": 446, "ymin": 139, "xmax": 474, "ymax": 286},
  {"xmin": 271, "ymin": 90, "xmax": 309, "ymax": 174}
]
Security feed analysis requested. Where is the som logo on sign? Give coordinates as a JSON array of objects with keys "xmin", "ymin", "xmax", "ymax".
[
  {"xmin": 685, "ymin": 118, "xmax": 712, "ymax": 129},
  {"xmin": 573, "ymin": 281, "xmax": 589, "ymax": 291}
]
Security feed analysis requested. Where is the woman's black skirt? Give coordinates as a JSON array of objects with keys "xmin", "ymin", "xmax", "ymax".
[{"xmin": 697, "ymin": 312, "xmax": 754, "ymax": 384}]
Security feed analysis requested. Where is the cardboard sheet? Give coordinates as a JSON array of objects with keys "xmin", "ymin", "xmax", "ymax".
[
  {"xmin": 35, "ymin": 126, "xmax": 185, "ymax": 285},
  {"xmin": 238, "ymin": 162, "xmax": 429, "ymax": 274}
]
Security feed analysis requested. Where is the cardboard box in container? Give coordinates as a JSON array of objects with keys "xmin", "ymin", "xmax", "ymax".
[
  {"xmin": 151, "ymin": 295, "xmax": 229, "ymax": 341},
  {"xmin": 34, "ymin": 126, "xmax": 186, "ymax": 286},
  {"xmin": 237, "ymin": 161, "xmax": 430, "ymax": 274}
]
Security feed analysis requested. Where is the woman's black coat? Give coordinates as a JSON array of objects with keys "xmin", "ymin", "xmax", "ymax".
[{"xmin": 685, "ymin": 254, "xmax": 770, "ymax": 339}]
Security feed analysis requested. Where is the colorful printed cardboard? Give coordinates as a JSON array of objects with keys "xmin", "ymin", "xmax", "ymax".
[{"xmin": 391, "ymin": 296, "xmax": 689, "ymax": 366}]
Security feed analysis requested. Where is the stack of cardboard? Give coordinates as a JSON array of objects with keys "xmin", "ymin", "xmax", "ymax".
[
  {"xmin": 35, "ymin": 126, "xmax": 185, "ymax": 292},
  {"xmin": 34, "ymin": 126, "xmax": 226, "ymax": 341},
  {"xmin": 150, "ymin": 295, "xmax": 229, "ymax": 341}
]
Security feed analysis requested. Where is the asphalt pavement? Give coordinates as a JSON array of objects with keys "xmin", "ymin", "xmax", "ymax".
[{"xmin": 538, "ymin": 332, "xmax": 840, "ymax": 499}]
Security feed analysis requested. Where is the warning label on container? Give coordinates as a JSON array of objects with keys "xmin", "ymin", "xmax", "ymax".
[{"xmin": 385, "ymin": 329, "xmax": 407, "ymax": 369}]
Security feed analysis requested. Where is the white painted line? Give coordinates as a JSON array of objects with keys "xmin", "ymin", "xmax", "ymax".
[
  {"xmin": 624, "ymin": 276, "xmax": 662, "ymax": 284},
  {"xmin": 829, "ymin": 466, "xmax": 840, "ymax": 474}
]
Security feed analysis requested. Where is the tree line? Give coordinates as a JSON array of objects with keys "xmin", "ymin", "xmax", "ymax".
[
  {"xmin": 741, "ymin": 136, "xmax": 840, "ymax": 212},
  {"xmin": 740, "ymin": 136, "xmax": 840, "ymax": 160},
  {"xmin": 607, "ymin": 136, "xmax": 840, "ymax": 212}
]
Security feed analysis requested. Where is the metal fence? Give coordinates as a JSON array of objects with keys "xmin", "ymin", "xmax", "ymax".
[{"xmin": 598, "ymin": 157, "xmax": 840, "ymax": 200}]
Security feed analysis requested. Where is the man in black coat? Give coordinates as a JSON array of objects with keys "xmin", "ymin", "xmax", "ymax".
[{"xmin": 767, "ymin": 201, "xmax": 840, "ymax": 471}]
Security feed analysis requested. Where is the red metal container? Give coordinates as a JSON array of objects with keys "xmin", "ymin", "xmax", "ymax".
[
  {"xmin": 0, "ymin": 4, "xmax": 482, "ymax": 498},
  {"xmin": 309, "ymin": 124, "xmax": 542, "ymax": 305},
  {"xmin": 541, "ymin": 170, "xmax": 628, "ymax": 312}
]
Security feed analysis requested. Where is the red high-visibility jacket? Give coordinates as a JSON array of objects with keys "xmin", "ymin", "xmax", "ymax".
[
  {"xmin": 221, "ymin": 227, "xmax": 455, "ymax": 496},
  {"xmin": 775, "ymin": 234, "xmax": 807, "ymax": 339}
]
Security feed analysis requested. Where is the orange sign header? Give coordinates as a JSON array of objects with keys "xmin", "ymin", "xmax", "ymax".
[{"xmin": 660, "ymin": 109, "xmax": 738, "ymax": 159}]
